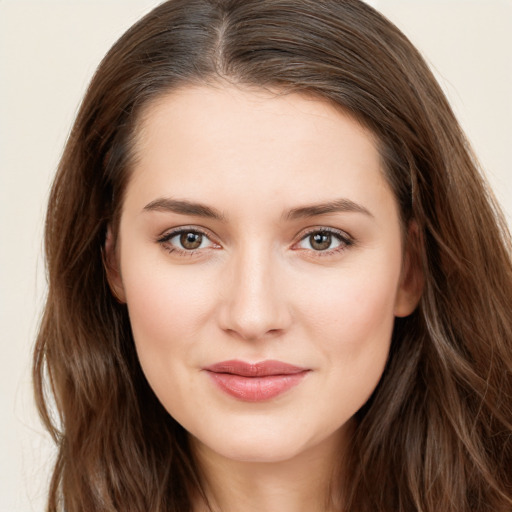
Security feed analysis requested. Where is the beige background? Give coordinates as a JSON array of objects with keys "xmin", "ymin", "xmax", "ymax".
[{"xmin": 1, "ymin": 1, "xmax": 511, "ymax": 510}]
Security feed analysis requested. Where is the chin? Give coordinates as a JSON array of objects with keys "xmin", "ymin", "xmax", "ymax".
[
  {"xmin": 199, "ymin": 438, "xmax": 310, "ymax": 464},
  {"xmin": 189, "ymin": 418, "xmax": 344, "ymax": 466}
]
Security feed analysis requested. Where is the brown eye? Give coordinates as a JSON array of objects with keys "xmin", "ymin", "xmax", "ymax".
[
  {"xmin": 180, "ymin": 232, "xmax": 203, "ymax": 250},
  {"xmin": 295, "ymin": 229, "xmax": 351, "ymax": 254},
  {"xmin": 158, "ymin": 228, "xmax": 219, "ymax": 254},
  {"xmin": 309, "ymin": 232, "xmax": 333, "ymax": 251}
]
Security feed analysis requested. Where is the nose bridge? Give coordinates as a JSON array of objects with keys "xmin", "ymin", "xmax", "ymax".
[{"xmin": 220, "ymin": 241, "xmax": 289, "ymax": 340}]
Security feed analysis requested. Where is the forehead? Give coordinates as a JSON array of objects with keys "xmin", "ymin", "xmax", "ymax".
[
  {"xmin": 124, "ymin": 85, "xmax": 396, "ymax": 223},
  {"xmin": 134, "ymin": 84, "xmax": 378, "ymax": 158}
]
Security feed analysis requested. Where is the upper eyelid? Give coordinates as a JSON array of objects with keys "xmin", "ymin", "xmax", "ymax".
[
  {"xmin": 156, "ymin": 227, "xmax": 221, "ymax": 255},
  {"xmin": 292, "ymin": 227, "xmax": 355, "ymax": 256},
  {"xmin": 155, "ymin": 225, "xmax": 353, "ymax": 248},
  {"xmin": 295, "ymin": 226, "xmax": 353, "ymax": 241},
  {"xmin": 157, "ymin": 225, "xmax": 215, "ymax": 242}
]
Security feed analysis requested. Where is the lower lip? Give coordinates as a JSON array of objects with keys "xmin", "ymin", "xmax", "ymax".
[{"xmin": 206, "ymin": 371, "xmax": 309, "ymax": 402}]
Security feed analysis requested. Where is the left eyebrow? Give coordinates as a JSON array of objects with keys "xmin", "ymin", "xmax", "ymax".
[
  {"xmin": 285, "ymin": 198, "xmax": 374, "ymax": 220},
  {"xmin": 142, "ymin": 197, "xmax": 226, "ymax": 221}
]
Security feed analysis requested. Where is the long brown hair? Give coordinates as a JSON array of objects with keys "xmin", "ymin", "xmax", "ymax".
[{"xmin": 34, "ymin": 1, "xmax": 512, "ymax": 510}]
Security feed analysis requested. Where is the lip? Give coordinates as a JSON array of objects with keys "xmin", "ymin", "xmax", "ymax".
[{"xmin": 202, "ymin": 360, "xmax": 310, "ymax": 402}]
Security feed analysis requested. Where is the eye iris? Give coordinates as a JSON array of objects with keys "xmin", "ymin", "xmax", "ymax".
[
  {"xmin": 310, "ymin": 232, "xmax": 332, "ymax": 250},
  {"xmin": 180, "ymin": 232, "xmax": 202, "ymax": 250}
]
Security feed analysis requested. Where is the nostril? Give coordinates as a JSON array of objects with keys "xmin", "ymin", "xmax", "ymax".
[
  {"xmin": 216, "ymin": 256, "xmax": 292, "ymax": 340},
  {"xmin": 223, "ymin": 326, "xmax": 284, "ymax": 342}
]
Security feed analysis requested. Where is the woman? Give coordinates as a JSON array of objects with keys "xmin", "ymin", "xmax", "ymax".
[{"xmin": 33, "ymin": 0, "xmax": 512, "ymax": 511}]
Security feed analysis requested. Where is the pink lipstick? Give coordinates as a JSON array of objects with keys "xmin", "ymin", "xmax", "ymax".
[{"xmin": 203, "ymin": 360, "xmax": 309, "ymax": 402}]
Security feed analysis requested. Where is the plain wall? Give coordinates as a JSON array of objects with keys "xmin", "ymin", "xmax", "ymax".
[{"xmin": 1, "ymin": 1, "xmax": 510, "ymax": 510}]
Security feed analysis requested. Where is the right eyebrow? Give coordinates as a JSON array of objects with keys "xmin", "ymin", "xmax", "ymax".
[
  {"xmin": 285, "ymin": 197, "xmax": 374, "ymax": 220},
  {"xmin": 142, "ymin": 198, "xmax": 226, "ymax": 221}
]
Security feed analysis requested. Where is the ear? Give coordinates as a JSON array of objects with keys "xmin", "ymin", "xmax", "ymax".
[
  {"xmin": 394, "ymin": 221, "xmax": 424, "ymax": 318},
  {"xmin": 103, "ymin": 226, "xmax": 127, "ymax": 303}
]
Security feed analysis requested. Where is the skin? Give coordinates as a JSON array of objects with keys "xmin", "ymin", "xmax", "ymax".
[{"xmin": 107, "ymin": 85, "xmax": 422, "ymax": 512}]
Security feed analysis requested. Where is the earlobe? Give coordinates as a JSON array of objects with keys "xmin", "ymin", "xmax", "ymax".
[
  {"xmin": 102, "ymin": 226, "xmax": 127, "ymax": 303},
  {"xmin": 394, "ymin": 221, "xmax": 424, "ymax": 318}
]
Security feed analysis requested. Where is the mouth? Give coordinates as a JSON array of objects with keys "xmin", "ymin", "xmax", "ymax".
[{"xmin": 202, "ymin": 360, "xmax": 310, "ymax": 402}]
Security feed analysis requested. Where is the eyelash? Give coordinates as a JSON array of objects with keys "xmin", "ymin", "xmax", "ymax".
[
  {"xmin": 156, "ymin": 227, "xmax": 219, "ymax": 256},
  {"xmin": 293, "ymin": 227, "xmax": 354, "ymax": 257},
  {"xmin": 156, "ymin": 226, "xmax": 354, "ymax": 257}
]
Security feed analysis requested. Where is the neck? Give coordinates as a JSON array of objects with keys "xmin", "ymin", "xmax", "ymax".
[{"xmin": 191, "ymin": 427, "xmax": 350, "ymax": 512}]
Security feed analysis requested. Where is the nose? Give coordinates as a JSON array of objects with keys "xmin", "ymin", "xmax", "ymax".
[{"xmin": 218, "ymin": 245, "xmax": 292, "ymax": 341}]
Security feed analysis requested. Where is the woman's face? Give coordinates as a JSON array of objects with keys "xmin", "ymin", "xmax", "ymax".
[{"xmin": 109, "ymin": 85, "xmax": 420, "ymax": 464}]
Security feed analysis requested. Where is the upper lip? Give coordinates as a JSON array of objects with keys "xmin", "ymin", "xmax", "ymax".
[{"xmin": 203, "ymin": 360, "xmax": 308, "ymax": 377}]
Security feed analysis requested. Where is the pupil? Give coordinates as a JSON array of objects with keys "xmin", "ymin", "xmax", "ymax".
[
  {"xmin": 311, "ymin": 232, "xmax": 331, "ymax": 251},
  {"xmin": 180, "ymin": 232, "xmax": 202, "ymax": 250}
]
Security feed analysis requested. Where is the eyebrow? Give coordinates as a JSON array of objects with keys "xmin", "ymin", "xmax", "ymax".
[
  {"xmin": 285, "ymin": 198, "xmax": 373, "ymax": 220},
  {"xmin": 143, "ymin": 198, "xmax": 226, "ymax": 221},
  {"xmin": 143, "ymin": 196, "xmax": 372, "ymax": 222}
]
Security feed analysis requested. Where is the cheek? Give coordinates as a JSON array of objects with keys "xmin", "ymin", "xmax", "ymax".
[
  {"xmin": 120, "ymin": 264, "xmax": 216, "ymax": 421},
  {"xmin": 120, "ymin": 256, "xmax": 216, "ymax": 371},
  {"xmin": 301, "ymin": 262, "xmax": 399, "ymax": 345},
  {"xmin": 298, "ymin": 263, "xmax": 399, "ymax": 404}
]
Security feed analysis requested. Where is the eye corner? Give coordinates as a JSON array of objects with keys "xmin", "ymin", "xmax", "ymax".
[
  {"xmin": 156, "ymin": 226, "xmax": 222, "ymax": 256},
  {"xmin": 292, "ymin": 227, "xmax": 355, "ymax": 256}
]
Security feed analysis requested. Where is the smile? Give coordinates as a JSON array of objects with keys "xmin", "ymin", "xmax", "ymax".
[{"xmin": 202, "ymin": 360, "xmax": 310, "ymax": 402}]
